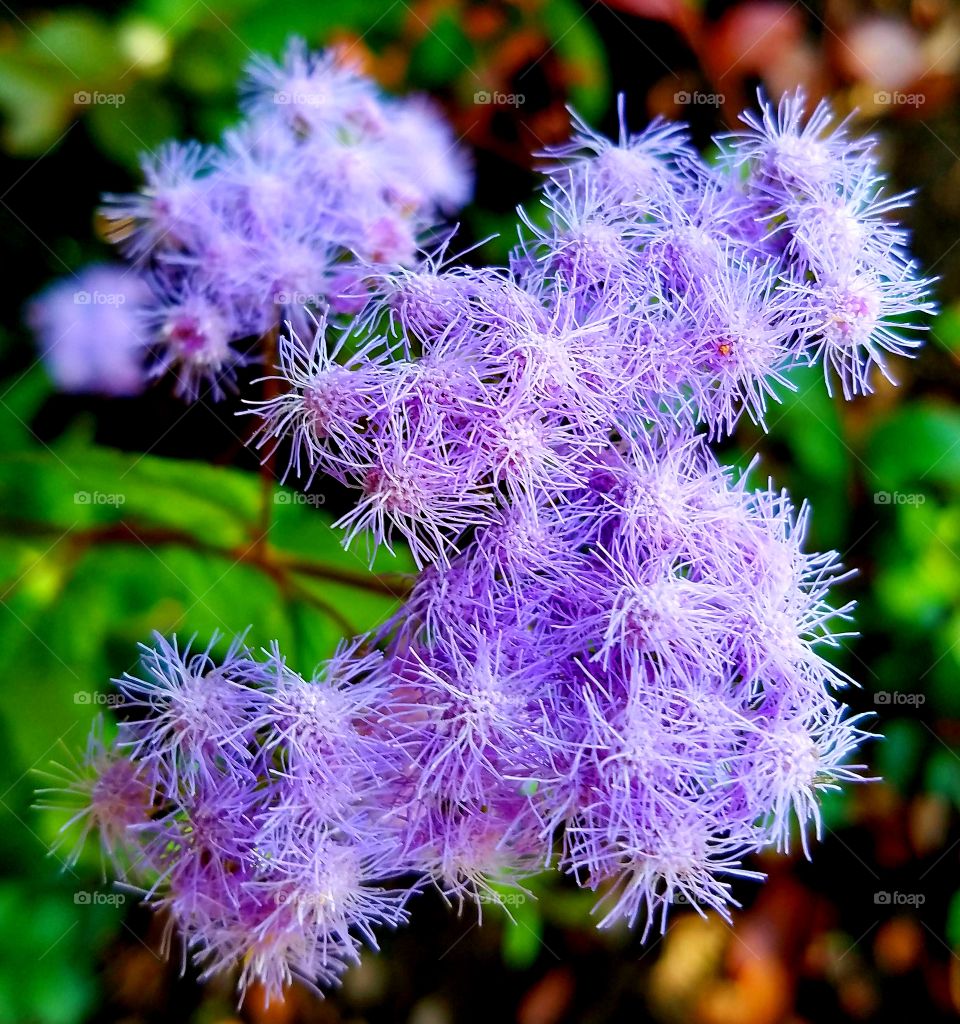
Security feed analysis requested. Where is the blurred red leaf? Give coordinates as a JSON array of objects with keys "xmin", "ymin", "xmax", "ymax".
[{"xmin": 601, "ymin": 0, "xmax": 701, "ymax": 41}]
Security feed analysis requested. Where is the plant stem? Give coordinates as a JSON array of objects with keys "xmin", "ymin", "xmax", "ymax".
[
  {"xmin": 0, "ymin": 518, "xmax": 413, "ymax": 600},
  {"xmin": 254, "ymin": 320, "xmax": 280, "ymax": 555}
]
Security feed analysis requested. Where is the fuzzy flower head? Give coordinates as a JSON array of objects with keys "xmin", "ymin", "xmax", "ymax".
[
  {"xmin": 89, "ymin": 37, "xmax": 472, "ymax": 405},
  {"xmin": 28, "ymin": 266, "xmax": 150, "ymax": 396},
  {"xmin": 36, "ymin": 718, "xmax": 153, "ymax": 871},
  {"xmin": 112, "ymin": 631, "xmax": 267, "ymax": 798},
  {"xmin": 241, "ymin": 40, "xmax": 377, "ymax": 138},
  {"xmin": 146, "ymin": 285, "xmax": 250, "ymax": 401}
]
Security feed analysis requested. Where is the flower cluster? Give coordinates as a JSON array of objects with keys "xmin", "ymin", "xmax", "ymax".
[
  {"xmin": 48, "ymin": 89, "xmax": 932, "ymax": 1002},
  {"xmin": 253, "ymin": 92, "xmax": 933, "ymax": 568},
  {"xmin": 49, "ymin": 444, "xmax": 871, "ymax": 998},
  {"xmin": 43, "ymin": 634, "xmax": 415, "ymax": 998},
  {"xmin": 29, "ymin": 39, "xmax": 472, "ymax": 399}
]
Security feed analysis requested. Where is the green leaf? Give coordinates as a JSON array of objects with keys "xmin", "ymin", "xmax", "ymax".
[
  {"xmin": 0, "ymin": 364, "xmax": 51, "ymax": 449},
  {"xmin": 499, "ymin": 894, "xmax": 545, "ymax": 970},
  {"xmin": 866, "ymin": 402, "xmax": 960, "ymax": 495},
  {"xmin": 233, "ymin": 0, "xmax": 405, "ymax": 55},
  {"xmin": 542, "ymin": 0, "xmax": 609, "ymax": 118},
  {"xmin": 873, "ymin": 719, "xmax": 924, "ymax": 792},
  {"xmin": 874, "ymin": 502, "xmax": 960, "ymax": 634},
  {"xmin": 929, "ymin": 618, "xmax": 960, "ymax": 717},
  {"xmin": 409, "ymin": 12, "xmax": 475, "ymax": 88},
  {"xmin": 0, "ymin": 879, "xmax": 115, "ymax": 1024},
  {"xmin": 0, "ymin": 444, "xmax": 411, "ymax": 776},
  {"xmin": 925, "ymin": 747, "xmax": 960, "ymax": 808},
  {"xmin": 758, "ymin": 364, "xmax": 852, "ymax": 548},
  {"xmin": 171, "ymin": 30, "xmax": 251, "ymax": 97},
  {"xmin": 0, "ymin": 60, "xmax": 70, "ymax": 153},
  {"xmin": 28, "ymin": 13, "xmax": 120, "ymax": 83},
  {"xmin": 773, "ymin": 367, "xmax": 850, "ymax": 481},
  {"xmin": 933, "ymin": 302, "xmax": 960, "ymax": 354},
  {"xmin": 2, "ymin": 443, "xmax": 266, "ymax": 541},
  {"xmin": 947, "ymin": 890, "xmax": 960, "ymax": 950},
  {"xmin": 86, "ymin": 80, "xmax": 181, "ymax": 170}
]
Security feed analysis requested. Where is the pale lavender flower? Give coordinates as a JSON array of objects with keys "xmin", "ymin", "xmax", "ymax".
[
  {"xmin": 101, "ymin": 142, "xmax": 214, "ymax": 258},
  {"xmin": 85, "ymin": 37, "xmax": 473, "ymax": 404},
  {"xmin": 112, "ymin": 631, "xmax": 267, "ymax": 797},
  {"xmin": 144, "ymin": 280, "xmax": 252, "ymax": 401},
  {"xmin": 36, "ymin": 717, "xmax": 152, "ymax": 871},
  {"xmin": 28, "ymin": 266, "xmax": 150, "ymax": 396},
  {"xmin": 52, "ymin": 88, "xmax": 932, "ymax": 1001}
]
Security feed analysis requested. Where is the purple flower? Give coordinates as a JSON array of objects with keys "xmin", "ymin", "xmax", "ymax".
[
  {"xmin": 101, "ymin": 142, "xmax": 214, "ymax": 259},
  {"xmin": 720, "ymin": 89, "xmax": 874, "ymax": 197},
  {"xmin": 241, "ymin": 40, "xmax": 378, "ymax": 139},
  {"xmin": 53, "ymin": 88, "xmax": 932, "ymax": 1000},
  {"xmin": 541, "ymin": 97, "xmax": 696, "ymax": 203},
  {"xmin": 786, "ymin": 256, "xmax": 933, "ymax": 398},
  {"xmin": 28, "ymin": 266, "xmax": 150, "ymax": 396},
  {"xmin": 36, "ymin": 717, "xmax": 152, "ymax": 871},
  {"xmin": 112, "ymin": 631, "xmax": 268, "ymax": 798},
  {"xmin": 84, "ymin": 37, "xmax": 473, "ymax": 404},
  {"xmin": 144, "ymin": 279, "xmax": 252, "ymax": 401},
  {"xmin": 247, "ymin": 314, "xmax": 398, "ymax": 484}
]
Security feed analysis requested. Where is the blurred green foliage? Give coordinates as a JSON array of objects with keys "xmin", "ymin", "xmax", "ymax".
[
  {"xmin": 0, "ymin": 0, "xmax": 609, "ymax": 167},
  {"xmin": 0, "ymin": 366, "xmax": 416, "ymax": 1022}
]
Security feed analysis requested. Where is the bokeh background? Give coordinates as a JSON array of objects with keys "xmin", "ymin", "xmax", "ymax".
[{"xmin": 2, "ymin": 0, "xmax": 960, "ymax": 1021}]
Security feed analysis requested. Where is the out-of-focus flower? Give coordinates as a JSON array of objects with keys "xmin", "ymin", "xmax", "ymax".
[
  {"xmin": 60, "ymin": 37, "xmax": 475, "ymax": 404},
  {"xmin": 27, "ymin": 265, "xmax": 150, "ymax": 396}
]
